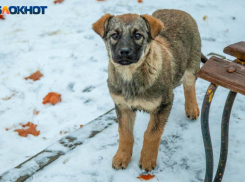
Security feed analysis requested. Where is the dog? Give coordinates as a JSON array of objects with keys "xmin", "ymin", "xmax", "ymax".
[{"xmin": 92, "ymin": 9, "xmax": 205, "ymax": 171}]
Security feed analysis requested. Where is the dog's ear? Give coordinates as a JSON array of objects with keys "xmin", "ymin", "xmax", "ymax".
[
  {"xmin": 141, "ymin": 14, "xmax": 164, "ymax": 39},
  {"xmin": 92, "ymin": 14, "xmax": 113, "ymax": 38}
]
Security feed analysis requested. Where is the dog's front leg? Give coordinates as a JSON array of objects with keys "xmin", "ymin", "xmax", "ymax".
[
  {"xmin": 112, "ymin": 105, "xmax": 136, "ymax": 170},
  {"xmin": 139, "ymin": 102, "xmax": 173, "ymax": 171}
]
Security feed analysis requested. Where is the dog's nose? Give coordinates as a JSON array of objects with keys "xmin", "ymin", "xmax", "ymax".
[{"xmin": 119, "ymin": 48, "xmax": 131, "ymax": 57}]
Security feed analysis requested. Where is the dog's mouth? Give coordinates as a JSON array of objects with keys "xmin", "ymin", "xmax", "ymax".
[
  {"xmin": 115, "ymin": 58, "xmax": 134, "ymax": 66},
  {"xmin": 117, "ymin": 59, "xmax": 133, "ymax": 65}
]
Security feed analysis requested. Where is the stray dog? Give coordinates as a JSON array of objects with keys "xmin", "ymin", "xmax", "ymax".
[{"xmin": 93, "ymin": 9, "xmax": 205, "ymax": 171}]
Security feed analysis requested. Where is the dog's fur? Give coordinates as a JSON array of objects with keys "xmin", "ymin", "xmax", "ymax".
[{"xmin": 93, "ymin": 9, "xmax": 201, "ymax": 171}]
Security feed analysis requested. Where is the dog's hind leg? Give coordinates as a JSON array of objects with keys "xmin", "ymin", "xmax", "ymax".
[
  {"xmin": 183, "ymin": 69, "xmax": 199, "ymax": 120},
  {"xmin": 183, "ymin": 31, "xmax": 201, "ymax": 120}
]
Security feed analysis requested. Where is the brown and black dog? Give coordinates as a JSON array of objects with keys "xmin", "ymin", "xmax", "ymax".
[{"xmin": 93, "ymin": 9, "xmax": 205, "ymax": 171}]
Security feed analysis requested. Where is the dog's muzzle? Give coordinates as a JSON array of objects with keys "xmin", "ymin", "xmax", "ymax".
[{"xmin": 116, "ymin": 47, "xmax": 134, "ymax": 65}]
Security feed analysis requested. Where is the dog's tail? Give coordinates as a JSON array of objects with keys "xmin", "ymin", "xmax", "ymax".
[{"xmin": 201, "ymin": 53, "xmax": 208, "ymax": 64}]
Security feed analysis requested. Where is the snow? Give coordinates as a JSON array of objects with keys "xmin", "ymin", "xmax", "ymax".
[
  {"xmin": 0, "ymin": 109, "xmax": 116, "ymax": 182},
  {"xmin": 0, "ymin": 0, "xmax": 244, "ymax": 181}
]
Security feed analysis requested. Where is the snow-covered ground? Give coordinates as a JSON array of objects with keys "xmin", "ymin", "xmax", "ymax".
[{"xmin": 0, "ymin": 0, "xmax": 244, "ymax": 181}]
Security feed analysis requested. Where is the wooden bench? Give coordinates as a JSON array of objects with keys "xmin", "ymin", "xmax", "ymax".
[{"xmin": 197, "ymin": 41, "xmax": 245, "ymax": 182}]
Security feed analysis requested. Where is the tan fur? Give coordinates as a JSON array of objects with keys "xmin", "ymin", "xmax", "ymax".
[
  {"xmin": 112, "ymin": 107, "xmax": 135, "ymax": 169},
  {"xmin": 183, "ymin": 70, "xmax": 200, "ymax": 119},
  {"xmin": 111, "ymin": 93, "xmax": 162, "ymax": 113},
  {"xmin": 93, "ymin": 9, "xmax": 202, "ymax": 171},
  {"xmin": 140, "ymin": 101, "xmax": 172, "ymax": 170},
  {"xmin": 154, "ymin": 36, "xmax": 175, "ymax": 80},
  {"xmin": 92, "ymin": 13, "xmax": 113, "ymax": 38},
  {"xmin": 141, "ymin": 14, "xmax": 164, "ymax": 39},
  {"xmin": 116, "ymin": 14, "xmax": 139, "ymax": 24}
]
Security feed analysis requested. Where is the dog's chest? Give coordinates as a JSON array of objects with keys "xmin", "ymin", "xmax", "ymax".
[{"xmin": 110, "ymin": 93, "xmax": 161, "ymax": 112}]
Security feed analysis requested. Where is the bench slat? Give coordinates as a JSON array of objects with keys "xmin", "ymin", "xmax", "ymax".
[
  {"xmin": 197, "ymin": 56, "xmax": 245, "ymax": 95},
  {"xmin": 224, "ymin": 41, "xmax": 245, "ymax": 60}
]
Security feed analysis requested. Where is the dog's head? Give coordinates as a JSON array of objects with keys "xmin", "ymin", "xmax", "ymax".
[{"xmin": 92, "ymin": 13, "xmax": 163, "ymax": 66}]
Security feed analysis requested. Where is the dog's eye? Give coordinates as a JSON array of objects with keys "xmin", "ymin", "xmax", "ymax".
[
  {"xmin": 134, "ymin": 33, "xmax": 142, "ymax": 40},
  {"xmin": 111, "ymin": 33, "xmax": 119, "ymax": 40}
]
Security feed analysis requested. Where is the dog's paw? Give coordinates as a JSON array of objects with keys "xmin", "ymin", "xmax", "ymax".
[
  {"xmin": 185, "ymin": 103, "xmax": 200, "ymax": 120},
  {"xmin": 139, "ymin": 151, "xmax": 157, "ymax": 171},
  {"xmin": 112, "ymin": 151, "xmax": 131, "ymax": 170}
]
